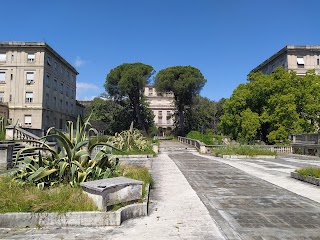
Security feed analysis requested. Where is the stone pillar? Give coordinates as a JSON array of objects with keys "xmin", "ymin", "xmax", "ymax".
[
  {"xmin": 199, "ymin": 145, "xmax": 207, "ymax": 154},
  {"xmin": 5, "ymin": 125, "xmax": 15, "ymax": 140},
  {"xmin": 152, "ymin": 144, "xmax": 158, "ymax": 154},
  {"xmin": 0, "ymin": 143, "xmax": 15, "ymax": 170}
]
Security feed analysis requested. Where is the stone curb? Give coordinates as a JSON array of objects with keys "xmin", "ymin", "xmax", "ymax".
[
  {"xmin": 219, "ymin": 154, "xmax": 276, "ymax": 159},
  {"xmin": 0, "ymin": 184, "xmax": 150, "ymax": 228},
  {"xmin": 291, "ymin": 172, "xmax": 320, "ymax": 186},
  {"xmin": 115, "ymin": 154, "xmax": 154, "ymax": 159}
]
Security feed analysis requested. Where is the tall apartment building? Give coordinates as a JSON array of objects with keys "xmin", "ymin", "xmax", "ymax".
[
  {"xmin": 251, "ymin": 45, "xmax": 320, "ymax": 75},
  {"xmin": 0, "ymin": 42, "xmax": 78, "ymax": 133},
  {"xmin": 144, "ymin": 86, "xmax": 175, "ymax": 136}
]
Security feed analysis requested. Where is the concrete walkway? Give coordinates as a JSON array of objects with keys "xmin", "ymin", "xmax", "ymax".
[
  {"xmin": 171, "ymin": 146, "xmax": 320, "ymax": 240},
  {"xmin": 3, "ymin": 141, "xmax": 320, "ymax": 239},
  {"xmin": 0, "ymin": 141, "xmax": 225, "ymax": 240}
]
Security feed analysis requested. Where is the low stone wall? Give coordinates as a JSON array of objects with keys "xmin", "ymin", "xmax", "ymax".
[
  {"xmin": 220, "ymin": 155, "xmax": 276, "ymax": 159},
  {"xmin": 291, "ymin": 172, "xmax": 320, "ymax": 186},
  {"xmin": 0, "ymin": 184, "xmax": 150, "ymax": 228}
]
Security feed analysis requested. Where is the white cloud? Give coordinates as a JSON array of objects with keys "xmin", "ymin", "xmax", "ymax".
[
  {"xmin": 76, "ymin": 82, "xmax": 100, "ymax": 100},
  {"xmin": 75, "ymin": 56, "xmax": 85, "ymax": 67}
]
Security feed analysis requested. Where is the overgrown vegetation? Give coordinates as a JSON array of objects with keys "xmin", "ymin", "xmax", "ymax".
[
  {"xmin": 119, "ymin": 165, "xmax": 154, "ymax": 197},
  {"xmin": 212, "ymin": 145, "xmax": 277, "ymax": 156},
  {"xmin": 295, "ymin": 167, "xmax": 320, "ymax": 178},
  {"xmin": 186, "ymin": 130, "xmax": 223, "ymax": 145},
  {"xmin": 1, "ymin": 164, "xmax": 153, "ymax": 213},
  {"xmin": 109, "ymin": 123, "xmax": 149, "ymax": 151},
  {"xmin": 0, "ymin": 175, "xmax": 98, "ymax": 213},
  {"xmin": 13, "ymin": 115, "xmax": 119, "ymax": 189}
]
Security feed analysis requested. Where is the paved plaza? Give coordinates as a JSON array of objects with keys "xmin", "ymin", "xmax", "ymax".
[{"xmin": 1, "ymin": 141, "xmax": 320, "ymax": 239}]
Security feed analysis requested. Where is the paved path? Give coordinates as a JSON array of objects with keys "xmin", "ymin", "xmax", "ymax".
[
  {"xmin": 3, "ymin": 141, "xmax": 320, "ymax": 239},
  {"xmin": 170, "ymin": 144, "xmax": 320, "ymax": 240},
  {"xmin": 0, "ymin": 141, "xmax": 225, "ymax": 240}
]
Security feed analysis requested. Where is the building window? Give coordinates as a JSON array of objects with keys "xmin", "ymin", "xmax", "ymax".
[
  {"xmin": 166, "ymin": 118, "xmax": 170, "ymax": 124},
  {"xmin": 60, "ymin": 82, "xmax": 64, "ymax": 93},
  {"xmin": 26, "ymin": 72, "xmax": 34, "ymax": 84},
  {"xmin": 0, "ymin": 53, "xmax": 6, "ymax": 62},
  {"xmin": 61, "ymin": 66, "xmax": 64, "ymax": 74},
  {"xmin": 0, "ymin": 92, "xmax": 4, "ymax": 103},
  {"xmin": 59, "ymin": 119, "xmax": 63, "ymax": 129},
  {"xmin": 71, "ymin": 89, "xmax": 74, "ymax": 99},
  {"xmin": 66, "ymin": 85, "xmax": 69, "ymax": 96},
  {"xmin": 66, "ymin": 71, "xmax": 69, "ymax": 78},
  {"xmin": 60, "ymin": 99, "xmax": 63, "ymax": 109},
  {"xmin": 158, "ymin": 111, "xmax": 162, "ymax": 117},
  {"xmin": 46, "ymin": 94, "xmax": 49, "ymax": 106},
  {"xmin": 0, "ymin": 72, "xmax": 5, "ymax": 82},
  {"xmin": 10, "ymin": 73, "xmax": 13, "ymax": 80},
  {"xmin": 158, "ymin": 117, "xmax": 162, "ymax": 124},
  {"xmin": 24, "ymin": 115, "xmax": 32, "ymax": 127},
  {"xmin": 148, "ymin": 87, "xmax": 153, "ymax": 96},
  {"xmin": 54, "ymin": 61, "xmax": 57, "ymax": 69},
  {"xmin": 66, "ymin": 101, "xmax": 68, "ymax": 111},
  {"xmin": 46, "ymin": 116, "xmax": 50, "ymax": 127},
  {"xmin": 25, "ymin": 92, "xmax": 33, "ymax": 103},
  {"xmin": 9, "ymin": 94, "xmax": 12, "ymax": 102},
  {"xmin": 54, "ymin": 78, "xmax": 57, "ymax": 90},
  {"xmin": 47, "ymin": 55, "xmax": 52, "ymax": 66},
  {"xmin": 71, "ymin": 103, "xmax": 73, "ymax": 113},
  {"xmin": 11, "ymin": 54, "xmax": 14, "ymax": 62},
  {"xmin": 27, "ymin": 53, "xmax": 35, "ymax": 62},
  {"xmin": 297, "ymin": 57, "xmax": 305, "ymax": 68},
  {"xmin": 46, "ymin": 74, "xmax": 50, "ymax": 87},
  {"xmin": 54, "ymin": 97, "xmax": 57, "ymax": 108},
  {"xmin": 317, "ymin": 59, "xmax": 319, "ymax": 65}
]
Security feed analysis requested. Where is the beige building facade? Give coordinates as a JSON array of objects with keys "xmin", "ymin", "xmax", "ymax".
[
  {"xmin": 0, "ymin": 42, "xmax": 78, "ymax": 133},
  {"xmin": 144, "ymin": 86, "xmax": 175, "ymax": 136},
  {"xmin": 251, "ymin": 45, "xmax": 320, "ymax": 75}
]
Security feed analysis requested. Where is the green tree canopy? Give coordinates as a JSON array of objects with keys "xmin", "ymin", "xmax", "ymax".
[
  {"xmin": 154, "ymin": 66, "xmax": 207, "ymax": 136},
  {"xmin": 105, "ymin": 63, "xmax": 155, "ymax": 134},
  {"xmin": 186, "ymin": 96, "xmax": 224, "ymax": 134},
  {"xmin": 220, "ymin": 67, "xmax": 320, "ymax": 144}
]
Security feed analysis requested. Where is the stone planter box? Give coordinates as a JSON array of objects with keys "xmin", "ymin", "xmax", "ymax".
[
  {"xmin": 0, "ymin": 184, "xmax": 150, "ymax": 228},
  {"xmin": 291, "ymin": 172, "xmax": 320, "ymax": 186},
  {"xmin": 219, "ymin": 154, "xmax": 276, "ymax": 159}
]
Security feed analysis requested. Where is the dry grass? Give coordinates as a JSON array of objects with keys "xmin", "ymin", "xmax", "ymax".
[{"xmin": 0, "ymin": 175, "xmax": 98, "ymax": 213}]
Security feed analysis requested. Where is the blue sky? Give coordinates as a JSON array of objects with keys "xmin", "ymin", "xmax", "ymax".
[{"xmin": 2, "ymin": 0, "xmax": 320, "ymax": 101}]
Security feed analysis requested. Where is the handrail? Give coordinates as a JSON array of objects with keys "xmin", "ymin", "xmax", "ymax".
[{"xmin": 178, "ymin": 136, "xmax": 293, "ymax": 154}]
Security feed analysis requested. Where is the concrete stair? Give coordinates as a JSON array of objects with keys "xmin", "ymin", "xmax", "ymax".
[{"xmin": 12, "ymin": 143, "xmax": 38, "ymax": 165}]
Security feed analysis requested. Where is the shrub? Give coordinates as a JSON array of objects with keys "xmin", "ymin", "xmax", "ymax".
[
  {"xmin": 295, "ymin": 167, "xmax": 320, "ymax": 178},
  {"xmin": 213, "ymin": 145, "xmax": 277, "ymax": 156},
  {"xmin": 108, "ymin": 122, "xmax": 150, "ymax": 151},
  {"xmin": 13, "ymin": 115, "xmax": 119, "ymax": 189}
]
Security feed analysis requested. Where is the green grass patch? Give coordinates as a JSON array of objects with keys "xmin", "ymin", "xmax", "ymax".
[
  {"xmin": 113, "ymin": 147, "xmax": 155, "ymax": 155},
  {"xmin": 186, "ymin": 131, "xmax": 223, "ymax": 145},
  {"xmin": 212, "ymin": 145, "xmax": 277, "ymax": 156},
  {"xmin": 0, "ymin": 175, "xmax": 99, "ymax": 213},
  {"xmin": 295, "ymin": 167, "xmax": 320, "ymax": 178},
  {"xmin": 119, "ymin": 165, "xmax": 154, "ymax": 197},
  {"xmin": 0, "ymin": 165, "xmax": 154, "ymax": 213}
]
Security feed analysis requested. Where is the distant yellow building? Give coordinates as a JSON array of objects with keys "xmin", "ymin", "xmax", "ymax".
[
  {"xmin": 144, "ymin": 85, "xmax": 175, "ymax": 136},
  {"xmin": 0, "ymin": 42, "xmax": 78, "ymax": 134}
]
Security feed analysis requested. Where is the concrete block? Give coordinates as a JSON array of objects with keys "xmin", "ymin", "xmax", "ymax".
[{"xmin": 80, "ymin": 177, "xmax": 143, "ymax": 211}]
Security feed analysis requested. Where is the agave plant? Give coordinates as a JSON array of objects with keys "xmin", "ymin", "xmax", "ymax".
[
  {"xmin": 13, "ymin": 115, "xmax": 119, "ymax": 189},
  {"xmin": 108, "ymin": 122, "xmax": 149, "ymax": 151}
]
